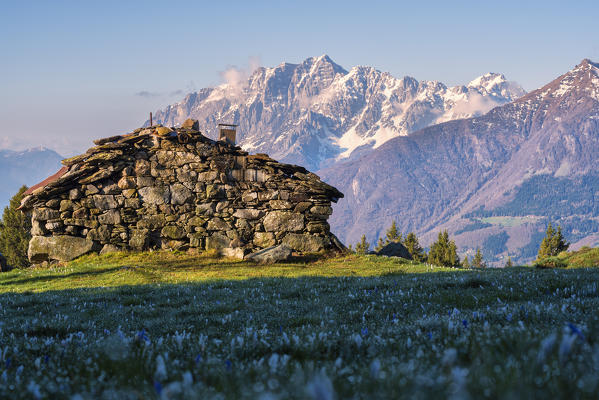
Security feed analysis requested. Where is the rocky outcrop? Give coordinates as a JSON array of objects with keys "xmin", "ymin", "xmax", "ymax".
[
  {"xmin": 151, "ymin": 55, "xmax": 525, "ymax": 171},
  {"xmin": 20, "ymin": 119, "xmax": 343, "ymax": 263},
  {"xmin": 376, "ymin": 242, "xmax": 412, "ymax": 259}
]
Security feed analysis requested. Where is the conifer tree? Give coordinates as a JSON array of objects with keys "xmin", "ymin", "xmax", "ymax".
[
  {"xmin": 355, "ymin": 235, "xmax": 370, "ymax": 255},
  {"xmin": 472, "ymin": 248, "xmax": 486, "ymax": 268},
  {"xmin": 504, "ymin": 256, "xmax": 514, "ymax": 268},
  {"xmin": 462, "ymin": 255, "xmax": 470, "ymax": 269},
  {"xmin": 403, "ymin": 232, "xmax": 426, "ymax": 262},
  {"xmin": 537, "ymin": 223, "xmax": 569, "ymax": 259},
  {"xmin": 374, "ymin": 237, "xmax": 385, "ymax": 252},
  {"xmin": 385, "ymin": 220, "xmax": 401, "ymax": 243},
  {"xmin": 0, "ymin": 186, "xmax": 31, "ymax": 268},
  {"xmin": 551, "ymin": 225, "xmax": 569, "ymax": 254},
  {"xmin": 447, "ymin": 240, "xmax": 460, "ymax": 267},
  {"xmin": 428, "ymin": 230, "xmax": 460, "ymax": 267}
]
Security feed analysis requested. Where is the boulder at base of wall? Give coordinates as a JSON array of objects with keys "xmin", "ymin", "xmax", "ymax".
[
  {"xmin": 245, "ymin": 244, "xmax": 293, "ymax": 264},
  {"xmin": 28, "ymin": 235, "xmax": 98, "ymax": 263}
]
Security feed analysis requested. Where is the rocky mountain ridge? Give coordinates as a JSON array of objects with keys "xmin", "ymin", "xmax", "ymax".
[{"xmin": 150, "ymin": 55, "xmax": 525, "ymax": 170}]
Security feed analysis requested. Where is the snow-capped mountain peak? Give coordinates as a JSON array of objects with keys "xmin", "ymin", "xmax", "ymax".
[
  {"xmin": 467, "ymin": 72, "xmax": 527, "ymax": 100},
  {"xmin": 150, "ymin": 56, "xmax": 526, "ymax": 170},
  {"xmin": 468, "ymin": 72, "xmax": 506, "ymax": 90},
  {"xmin": 519, "ymin": 58, "xmax": 599, "ymax": 104}
]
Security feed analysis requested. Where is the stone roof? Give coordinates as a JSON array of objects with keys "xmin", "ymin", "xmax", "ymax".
[{"xmin": 20, "ymin": 122, "xmax": 343, "ymax": 211}]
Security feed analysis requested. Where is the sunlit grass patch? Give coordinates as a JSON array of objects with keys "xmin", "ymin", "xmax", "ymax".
[
  {"xmin": 0, "ymin": 252, "xmax": 453, "ymax": 293},
  {"xmin": 559, "ymin": 246, "xmax": 599, "ymax": 268}
]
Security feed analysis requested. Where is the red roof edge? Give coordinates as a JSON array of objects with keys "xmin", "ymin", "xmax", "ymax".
[{"xmin": 24, "ymin": 166, "xmax": 70, "ymax": 195}]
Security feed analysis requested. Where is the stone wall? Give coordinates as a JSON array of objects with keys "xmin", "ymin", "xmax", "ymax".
[{"xmin": 20, "ymin": 121, "xmax": 343, "ymax": 263}]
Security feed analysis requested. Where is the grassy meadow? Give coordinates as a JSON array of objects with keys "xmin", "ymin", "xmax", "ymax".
[{"xmin": 0, "ymin": 251, "xmax": 598, "ymax": 399}]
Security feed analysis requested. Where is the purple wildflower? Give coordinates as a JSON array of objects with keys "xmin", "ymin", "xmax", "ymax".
[
  {"xmin": 568, "ymin": 323, "xmax": 585, "ymax": 340},
  {"xmin": 137, "ymin": 329, "xmax": 150, "ymax": 343}
]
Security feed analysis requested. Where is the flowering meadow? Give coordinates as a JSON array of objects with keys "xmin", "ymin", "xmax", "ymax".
[{"xmin": 0, "ymin": 252, "xmax": 598, "ymax": 399}]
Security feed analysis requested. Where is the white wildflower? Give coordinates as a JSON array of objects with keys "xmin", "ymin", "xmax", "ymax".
[
  {"xmin": 182, "ymin": 371, "xmax": 193, "ymax": 386},
  {"xmin": 559, "ymin": 333, "xmax": 577, "ymax": 363},
  {"xmin": 334, "ymin": 357, "xmax": 343, "ymax": 368},
  {"xmin": 155, "ymin": 355, "xmax": 167, "ymax": 381},
  {"xmin": 306, "ymin": 372, "xmax": 335, "ymax": 400},
  {"xmin": 442, "ymin": 348, "xmax": 458, "ymax": 367},
  {"xmin": 268, "ymin": 353, "xmax": 279, "ymax": 371},
  {"xmin": 448, "ymin": 367, "xmax": 470, "ymax": 400},
  {"xmin": 370, "ymin": 358, "xmax": 381, "ymax": 379},
  {"xmin": 27, "ymin": 380, "xmax": 42, "ymax": 399},
  {"xmin": 537, "ymin": 333, "xmax": 557, "ymax": 363}
]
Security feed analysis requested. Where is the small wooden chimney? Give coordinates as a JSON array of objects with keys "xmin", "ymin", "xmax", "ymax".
[{"xmin": 218, "ymin": 124, "xmax": 237, "ymax": 145}]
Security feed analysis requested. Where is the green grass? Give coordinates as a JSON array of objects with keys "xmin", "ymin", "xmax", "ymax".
[
  {"xmin": 559, "ymin": 246, "xmax": 599, "ymax": 268},
  {"xmin": 532, "ymin": 247, "xmax": 599, "ymax": 269},
  {"xmin": 0, "ymin": 252, "xmax": 598, "ymax": 399},
  {"xmin": 480, "ymin": 216, "xmax": 540, "ymax": 227}
]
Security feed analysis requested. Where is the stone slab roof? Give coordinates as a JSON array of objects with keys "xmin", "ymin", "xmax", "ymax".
[{"xmin": 20, "ymin": 122, "xmax": 343, "ymax": 210}]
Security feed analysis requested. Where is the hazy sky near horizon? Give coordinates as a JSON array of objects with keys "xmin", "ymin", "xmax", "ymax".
[{"xmin": 1, "ymin": 0, "xmax": 598, "ymax": 155}]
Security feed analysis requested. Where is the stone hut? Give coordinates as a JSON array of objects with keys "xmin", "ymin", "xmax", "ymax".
[{"xmin": 20, "ymin": 120, "xmax": 344, "ymax": 263}]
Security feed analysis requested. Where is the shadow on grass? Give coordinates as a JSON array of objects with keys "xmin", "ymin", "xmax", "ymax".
[{"xmin": 1, "ymin": 267, "xmax": 597, "ymax": 311}]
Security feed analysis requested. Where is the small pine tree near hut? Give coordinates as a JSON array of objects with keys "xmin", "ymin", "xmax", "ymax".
[
  {"xmin": 355, "ymin": 235, "xmax": 370, "ymax": 255},
  {"xmin": 0, "ymin": 186, "xmax": 32, "ymax": 269},
  {"xmin": 385, "ymin": 220, "xmax": 401, "ymax": 244},
  {"xmin": 403, "ymin": 232, "xmax": 426, "ymax": 262},
  {"xmin": 374, "ymin": 237, "xmax": 385, "ymax": 252}
]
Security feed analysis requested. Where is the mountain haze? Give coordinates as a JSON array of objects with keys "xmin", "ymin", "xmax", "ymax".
[
  {"xmin": 0, "ymin": 148, "xmax": 63, "ymax": 210},
  {"xmin": 151, "ymin": 55, "xmax": 525, "ymax": 170}
]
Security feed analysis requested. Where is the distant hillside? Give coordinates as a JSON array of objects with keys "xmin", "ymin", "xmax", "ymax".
[
  {"xmin": 0, "ymin": 148, "xmax": 63, "ymax": 210},
  {"xmin": 150, "ymin": 55, "xmax": 524, "ymax": 171},
  {"xmin": 320, "ymin": 59, "xmax": 599, "ymax": 266}
]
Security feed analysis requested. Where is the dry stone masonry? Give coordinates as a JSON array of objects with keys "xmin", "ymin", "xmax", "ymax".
[{"xmin": 20, "ymin": 120, "xmax": 344, "ymax": 263}]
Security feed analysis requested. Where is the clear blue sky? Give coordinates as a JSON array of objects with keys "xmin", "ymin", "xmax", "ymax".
[{"xmin": 1, "ymin": 0, "xmax": 598, "ymax": 155}]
